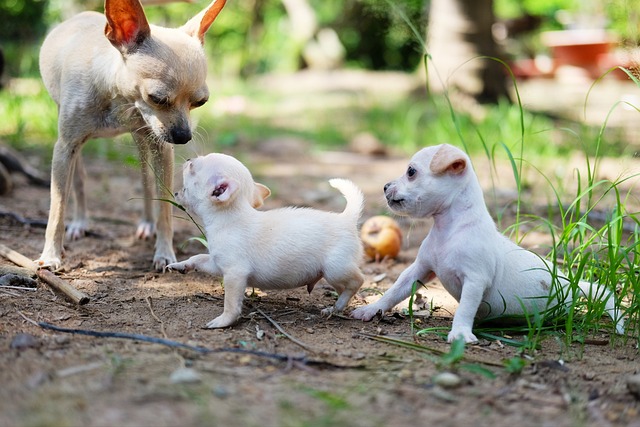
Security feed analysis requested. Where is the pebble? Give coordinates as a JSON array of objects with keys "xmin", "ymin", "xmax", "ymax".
[
  {"xmin": 212, "ymin": 385, "xmax": 230, "ymax": 399},
  {"xmin": 10, "ymin": 333, "xmax": 40, "ymax": 350},
  {"xmin": 433, "ymin": 372, "xmax": 462, "ymax": 388},
  {"xmin": 170, "ymin": 368, "xmax": 201, "ymax": 384},
  {"xmin": 627, "ymin": 374, "xmax": 640, "ymax": 398}
]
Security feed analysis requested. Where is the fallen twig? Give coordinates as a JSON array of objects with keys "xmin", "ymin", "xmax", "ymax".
[
  {"xmin": 359, "ymin": 333, "xmax": 504, "ymax": 368},
  {"xmin": 255, "ymin": 307, "xmax": 317, "ymax": 353},
  {"xmin": 16, "ymin": 311, "xmax": 307, "ymax": 364},
  {"xmin": 146, "ymin": 296, "xmax": 168, "ymax": 339},
  {"xmin": 0, "ymin": 285, "xmax": 37, "ymax": 291},
  {"xmin": 0, "ymin": 243, "xmax": 90, "ymax": 305}
]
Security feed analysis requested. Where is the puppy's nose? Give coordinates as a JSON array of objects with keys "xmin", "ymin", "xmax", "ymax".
[
  {"xmin": 384, "ymin": 182, "xmax": 391, "ymax": 192},
  {"xmin": 170, "ymin": 127, "xmax": 192, "ymax": 145}
]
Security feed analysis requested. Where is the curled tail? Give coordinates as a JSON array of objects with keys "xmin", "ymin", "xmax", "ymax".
[
  {"xmin": 578, "ymin": 280, "xmax": 625, "ymax": 335},
  {"xmin": 329, "ymin": 178, "xmax": 364, "ymax": 220}
]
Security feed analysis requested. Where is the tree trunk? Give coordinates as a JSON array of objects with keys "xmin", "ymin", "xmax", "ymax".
[{"xmin": 426, "ymin": 0, "xmax": 510, "ymax": 105}]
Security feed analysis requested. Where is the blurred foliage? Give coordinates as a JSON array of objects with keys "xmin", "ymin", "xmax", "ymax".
[{"xmin": 0, "ymin": 0, "xmax": 636, "ymax": 77}]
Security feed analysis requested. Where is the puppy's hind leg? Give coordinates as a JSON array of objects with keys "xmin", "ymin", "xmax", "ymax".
[
  {"xmin": 322, "ymin": 267, "xmax": 364, "ymax": 316},
  {"xmin": 578, "ymin": 280, "xmax": 625, "ymax": 335}
]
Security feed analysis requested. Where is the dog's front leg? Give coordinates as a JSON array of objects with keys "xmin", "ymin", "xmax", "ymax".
[
  {"xmin": 448, "ymin": 280, "xmax": 486, "ymax": 343},
  {"xmin": 37, "ymin": 139, "xmax": 83, "ymax": 269},
  {"xmin": 135, "ymin": 138, "xmax": 156, "ymax": 240},
  {"xmin": 151, "ymin": 141, "xmax": 177, "ymax": 270},
  {"xmin": 206, "ymin": 273, "xmax": 247, "ymax": 328},
  {"xmin": 351, "ymin": 261, "xmax": 435, "ymax": 321},
  {"xmin": 66, "ymin": 154, "xmax": 88, "ymax": 240}
]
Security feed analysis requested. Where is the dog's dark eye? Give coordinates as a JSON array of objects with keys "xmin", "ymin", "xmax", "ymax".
[
  {"xmin": 407, "ymin": 166, "xmax": 417, "ymax": 179},
  {"xmin": 148, "ymin": 94, "xmax": 171, "ymax": 107},
  {"xmin": 191, "ymin": 98, "xmax": 208, "ymax": 109}
]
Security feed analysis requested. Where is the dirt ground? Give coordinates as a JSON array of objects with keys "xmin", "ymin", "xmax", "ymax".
[{"xmin": 0, "ymin": 133, "xmax": 639, "ymax": 427}]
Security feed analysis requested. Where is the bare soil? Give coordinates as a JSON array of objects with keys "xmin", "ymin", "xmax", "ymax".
[{"xmin": 1, "ymin": 139, "xmax": 638, "ymax": 427}]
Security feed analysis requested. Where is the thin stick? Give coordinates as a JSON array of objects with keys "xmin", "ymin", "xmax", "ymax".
[
  {"xmin": 0, "ymin": 243, "xmax": 90, "ymax": 305},
  {"xmin": 255, "ymin": 308, "xmax": 316, "ymax": 353},
  {"xmin": 145, "ymin": 296, "xmax": 168, "ymax": 339},
  {"xmin": 0, "ymin": 285, "xmax": 37, "ymax": 291}
]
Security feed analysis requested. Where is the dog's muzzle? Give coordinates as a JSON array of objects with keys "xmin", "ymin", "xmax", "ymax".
[{"xmin": 384, "ymin": 182, "xmax": 404, "ymax": 207}]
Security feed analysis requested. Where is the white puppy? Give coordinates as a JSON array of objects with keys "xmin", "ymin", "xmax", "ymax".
[
  {"xmin": 351, "ymin": 144, "xmax": 625, "ymax": 343},
  {"xmin": 166, "ymin": 153, "xmax": 365, "ymax": 328}
]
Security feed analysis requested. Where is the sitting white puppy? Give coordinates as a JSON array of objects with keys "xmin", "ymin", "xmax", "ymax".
[
  {"xmin": 166, "ymin": 153, "xmax": 365, "ymax": 328},
  {"xmin": 351, "ymin": 144, "xmax": 625, "ymax": 343}
]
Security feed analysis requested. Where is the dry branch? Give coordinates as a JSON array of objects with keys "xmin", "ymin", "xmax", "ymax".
[{"xmin": 0, "ymin": 243, "xmax": 90, "ymax": 305}]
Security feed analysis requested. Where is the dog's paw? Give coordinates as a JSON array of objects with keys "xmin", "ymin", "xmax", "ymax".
[
  {"xmin": 136, "ymin": 221, "xmax": 156, "ymax": 240},
  {"xmin": 206, "ymin": 314, "xmax": 237, "ymax": 329},
  {"xmin": 351, "ymin": 305, "xmax": 383, "ymax": 322},
  {"xmin": 153, "ymin": 254, "xmax": 177, "ymax": 272},
  {"xmin": 321, "ymin": 306, "xmax": 339, "ymax": 317},
  {"xmin": 447, "ymin": 328, "xmax": 478, "ymax": 344},
  {"xmin": 66, "ymin": 220, "xmax": 88, "ymax": 241},
  {"xmin": 34, "ymin": 256, "xmax": 63, "ymax": 271}
]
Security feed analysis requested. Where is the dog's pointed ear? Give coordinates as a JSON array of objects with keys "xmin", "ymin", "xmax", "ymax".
[
  {"xmin": 430, "ymin": 145, "xmax": 467, "ymax": 175},
  {"xmin": 208, "ymin": 177, "xmax": 239, "ymax": 203},
  {"xmin": 181, "ymin": 0, "xmax": 227, "ymax": 45},
  {"xmin": 104, "ymin": 0, "xmax": 151, "ymax": 54},
  {"xmin": 251, "ymin": 183, "xmax": 271, "ymax": 208}
]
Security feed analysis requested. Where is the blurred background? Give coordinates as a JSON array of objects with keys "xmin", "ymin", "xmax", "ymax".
[{"xmin": 0, "ymin": 0, "xmax": 639, "ymax": 168}]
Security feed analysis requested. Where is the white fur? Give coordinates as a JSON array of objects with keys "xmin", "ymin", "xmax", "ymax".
[
  {"xmin": 35, "ymin": 0, "xmax": 226, "ymax": 271},
  {"xmin": 351, "ymin": 144, "xmax": 625, "ymax": 343},
  {"xmin": 166, "ymin": 153, "xmax": 365, "ymax": 328}
]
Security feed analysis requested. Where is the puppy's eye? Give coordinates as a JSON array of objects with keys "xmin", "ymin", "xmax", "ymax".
[
  {"xmin": 191, "ymin": 98, "xmax": 208, "ymax": 109},
  {"xmin": 148, "ymin": 94, "xmax": 171, "ymax": 108},
  {"xmin": 407, "ymin": 166, "xmax": 417, "ymax": 179}
]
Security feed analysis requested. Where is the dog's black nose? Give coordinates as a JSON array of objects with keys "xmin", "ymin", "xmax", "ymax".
[
  {"xmin": 171, "ymin": 127, "xmax": 192, "ymax": 145},
  {"xmin": 384, "ymin": 182, "xmax": 391, "ymax": 192}
]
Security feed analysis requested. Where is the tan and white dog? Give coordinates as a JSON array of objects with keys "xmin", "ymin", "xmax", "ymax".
[
  {"xmin": 36, "ymin": 0, "xmax": 226, "ymax": 271},
  {"xmin": 166, "ymin": 153, "xmax": 365, "ymax": 328},
  {"xmin": 351, "ymin": 144, "xmax": 625, "ymax": 342}
]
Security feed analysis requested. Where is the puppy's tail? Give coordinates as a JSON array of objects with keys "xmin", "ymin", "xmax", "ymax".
[
  {"xmin": 577, "ymin": 280, "xmax": 625, "ymax": 335},
  {"xmin": 329, "ymin": 178, "xmax": 364, "ymax": 220}
]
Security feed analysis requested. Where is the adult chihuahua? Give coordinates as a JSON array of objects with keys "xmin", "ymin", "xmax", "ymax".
[
  {"xmin": 36, "ymin": 0, "xmax": 226, "ymax": 271},
  {"xmin": 352, "ymin": 144, "xmax": 625, "ymax": 342}
]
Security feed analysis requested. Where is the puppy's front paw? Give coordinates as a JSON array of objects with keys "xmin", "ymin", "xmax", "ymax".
[
  {"xmin": 351, "ymin": 304, "xmax": 383, "ymax": 322},
  {"xmin": 206, "ymin": 314, "xmax": 238, "ymax": 329},
  {"xmin": 447, "ymin": 328, "xmax": 478, "ymax": 344},
  {"xmin": 165, "ymin": 261, "xmax": 188, "ymax": 274}
]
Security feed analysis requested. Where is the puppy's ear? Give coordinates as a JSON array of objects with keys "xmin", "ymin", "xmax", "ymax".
[
  {"xmin": 181, "ymin": 0, "xmax": 227, "ymax": 45},
  {"xmin": 251, "ymin": 183, "xmax": 271, "ymax": 208},
  {"xmin": 430, "ymin": 145, "xmax": 467, "ymax": 175},
  {"xmin": 104, "ymin": 0, "xmax": 151, "ymax": 54},
  {"xmin": 208, "ymin": 177, "xmax": 239, "ymax": 203}
]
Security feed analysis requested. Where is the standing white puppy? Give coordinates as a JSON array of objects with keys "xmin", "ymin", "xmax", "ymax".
[
  {"xmin": 351, "ymin": 144, "xmax": 625, "ymax": 343},
  {"xmin": 166, "ymin": 153, "xmax": 365, "ymax": 328}
]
